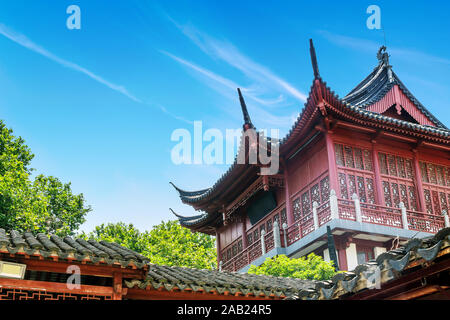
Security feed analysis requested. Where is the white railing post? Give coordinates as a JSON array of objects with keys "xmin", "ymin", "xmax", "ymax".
[
  {"xmin": 352, "ymin": 193, "xmax": 362, "ymax": 223},
  {"xmin": 273, "ymin": 221, "xmax": 281, "ymax": 248},
  {"xmin": 261, "ymin": 229, "xmax": 266, "ymax": 255},
  {"xmin": 312, "ymin": 201, "xmax": 319, "ymax": 230},
  {"xmin": 400, "ymin": 202, "xmax": 409, "ymax": 230},
  {"xmin": 282, "ymin": 223, "xmax": 288, "ymax": 247},
  {"xmin": 444, "ymin": 213, "xmax": 450, "ymax": 228},
  {"xmin": 219, "ymin": 260, "xmax": 223, "ymax": 272},
  {"xmin": 330, "ymin": 189, "xmax": 339, "ymax": 220}
]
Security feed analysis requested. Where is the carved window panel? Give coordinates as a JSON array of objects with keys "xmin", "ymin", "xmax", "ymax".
[
  {"xmin": 247, "ymin": 233, "xmax": 253, "ymax": 245},
  {"xmin": 266, "ymin": 219, "xmax": 273, "ymax": 232},
  {"xmin": 446, "ymin": 168, "xmax": 450, "ymax": 187},
  {"xmin": 280, "ymin": 209, "xmax": 287, "ymax": 225},
  {"xmin": 273, "ymin": 213, "xmax": 280, "ymax": 226},
  {"xmin": 232, "ymin": 244, "xmax": 237, "ymax": 256},
  {"xmin": 408, "ymin": 186, "xmax": 418, "ymax": 211},
  {"xmin": 431, "ymin": 190, "xmax": 441, "ymax": 215},
  {"xmin": 335, "ymin": 143, "xmax": 373, "ymax": 172},
  {"xmin": 424, "ymin": 189, "xmax": 433, "ymax": 214},
  {"xmin": 383, "ymin": 181, "xmax": 392, "ymax": 207},
  {"xmin": 339, "ymin": 173, "xmax": 348, "ymax": 199},
  {"xmin": 391, "ymin": 183, "xmax": 400, "ymax": 207},
  {"xmin": 363, "ymin": 150, "xmax": 373, "ymax": 171},
  {"xmin": 253, "ymin": 229, "xmax": 259, "ymax": 241},
  {"xmin": 357, "ymin": 176, "xmax": 367, "ymax": 203},
  {"xmin": 293, "ymin": 198, "xmax": 301, "ymax": 221},
  {"xmin": 366, "ymin": 178, "xmax": 375, "ymax": 204},
  {"xmin": 440, "ymin": 192, "xmax": 448, "ymax": 215},
  {"xmin": 259, "ymin": 224, "xmax": 265, "ymax": 235},
  {"xmin": 379, "ymin": 153, "xmax": 388, "ymax": 175},
  {"xmin": 348, "ymin": 175, "xmax": 357, "ymax": 198},
  {"xmin": 405, "ymin": 159, "xmax": 414, "ymax": 180},
  {"xmin": 397, "ymin": 157, "xmax": 406, "ymax": 178},
  {"xmin": 400, "ymin": 184, "xmax": 409, "ymax": 210},
  {"xmin": 301, "ymin": 191, "xmax": 311, "ymax": 215},
  {"xmin": 237, "ymin": 240, "xmax": 243, "ymax": 253},
  {"xmin": 387, "ymin": 155, "xmax": 398, "ymax": 177},
  {"xmin": 427, "ymin": 164, "xmax": 437, "ymax": 185},
  {"xmin": 311, "ymin": 183, "xmax": 320, "ymax": 205},
  {"xmin": 344, "ymin": 146, "xmax": 355, "ymax": 168},
  {"xmin": 420, "ymin": 162, "xmax": 429, "ymax": 183},
  {"xmin": 320, "ymin": 176, "xmax": 330, "ymax": 202},
  {"xmin": 335, "ymin": 144, "xmax": 345, "ymax": 166},
  {"xmin": 354, "ymin": 148, "xmax": 364, "ymax": 170},
  {"xmin": 436, "ymin": 166, "xmax": 445, "ymax": 186}
]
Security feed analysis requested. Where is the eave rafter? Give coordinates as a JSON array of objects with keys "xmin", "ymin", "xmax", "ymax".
[{"xmin": 222, "ymin": 174, "xmax": 284, "ymax": 225}]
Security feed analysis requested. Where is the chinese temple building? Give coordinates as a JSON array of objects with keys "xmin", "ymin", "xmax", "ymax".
[{"xmin": 171, "ymin": 40, "xmax": 450, "ymax": 273}]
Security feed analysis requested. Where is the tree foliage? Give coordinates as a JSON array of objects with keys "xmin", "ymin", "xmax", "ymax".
[
  {"xmin": 82, "ymin": 220, "xmax": 217, "ymax": 269},
  {"xmin": 248, "ymin": 253, "xmax": 337, "ymax": 280},
  {"xmin": 0, "ymin": 120, "xmax": 90, "ymax": 235}
]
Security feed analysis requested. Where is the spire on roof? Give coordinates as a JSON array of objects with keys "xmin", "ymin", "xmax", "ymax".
[
  {"xmin": 377, "ymin": 46, "xmax": 394, "ymax": 82},
  {"xmin": 309, "ymin": 39, "xmax": 320, "ymax": 79},
  {"xmin": 237, "ymin": 88, "xmax": 254, "ymax": 130}
]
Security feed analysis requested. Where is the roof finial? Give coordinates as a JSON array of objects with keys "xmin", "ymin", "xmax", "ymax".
[
  {"xmin": 377, "ymin": 46, "xmax": 394, "ymax": 82},
  {"xmin": 237, "ymin": 88, "xmax": 254, "ymax": 130},
  {"xmin": 309, "ymin": 39, "xmax": 320, "ymax": 79},
  {"xmin": 377, "ymin": 45, "xmax": 390, "ymax": 66}
]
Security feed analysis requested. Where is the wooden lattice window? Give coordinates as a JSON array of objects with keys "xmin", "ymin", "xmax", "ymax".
[
  {"xmin": 379, "ymin": 152, "xmax": 417, "ymax": 209},
  {"xmin": 0, "ymin": 288, "xmax": 112, "ymax": 300},
  {"xmin": 335, "ymin": 144, "xmax": 373, "ymax": 172},
  {"xmin": 419, "ymin": 161, "xmax": 450, "ymax": 215}
]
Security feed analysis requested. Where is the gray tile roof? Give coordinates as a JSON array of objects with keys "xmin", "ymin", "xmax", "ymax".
[
  {"xmin": 343, "ymin": 60, "xmax": 447, "ymax": 129},
  {"xmin": 125, "ymin": 263, "xmax": 317, "ymax": 298},
  {"xmin": 124, "ymin": 227, "xmax": 450, "ymax": 299},
  {"xmin": 0, "ymin": 228, "xmax": 150, "ymax": 269},
  {"xmin": 290, "ymin": 227, "xmax": 450, "ymax": 300}
]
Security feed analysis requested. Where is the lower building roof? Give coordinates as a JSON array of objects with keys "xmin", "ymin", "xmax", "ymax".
[{"xmin": 0, "ymin": 228, "xmax": 150, "ymax": 269}]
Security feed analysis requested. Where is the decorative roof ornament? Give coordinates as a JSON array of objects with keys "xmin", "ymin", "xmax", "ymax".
[
  {"xmin": 377, "ymin": 46, "xmax": 394, "ymax": 83},
  {"xmin": 309, "ymin": 39, "xmax": 320, "ymax": 79},
  {"xmin": 237, "ymin": 88, "xmax": 254, "ymax": 130}
]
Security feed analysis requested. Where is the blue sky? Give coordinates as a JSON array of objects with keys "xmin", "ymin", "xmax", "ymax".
[{"xmin": 0, "ymin": 1, "xmax": 449, "ymax": 233}]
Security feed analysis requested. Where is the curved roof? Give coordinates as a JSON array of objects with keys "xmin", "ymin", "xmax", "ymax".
[
  {"xmin": 0, "ymin": 228, "xmax": 150, "ymax": 268},
  {"xmin": 172, "ymin": 44, "xmax": 450, "ymax": 231},
  {"xmin": 343, "ymin": 49, "xmax": 447, "ymax": 129}
]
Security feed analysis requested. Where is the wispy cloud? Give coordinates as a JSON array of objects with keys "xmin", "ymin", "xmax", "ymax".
[
  {"xmin": 173, "ymin": 21, "xmax": 308, "ymax": 103},
  {"xmin": 0, "ymin": 23, "xmax": 142, "ymax": 103},
  {"xmin": 161, "ymin": 50, "xmax": 240, "ymax": 90},
  {"xmin": 318, "ymin": 30, "xmax": 450, "ymax": 66},
  {"xmin": 161, "ymin": 50, "xmax": 296, "ymax": 128},
  {"xmin": 0, "ymin": 23, "xmax": 193, "ymax": 124}
]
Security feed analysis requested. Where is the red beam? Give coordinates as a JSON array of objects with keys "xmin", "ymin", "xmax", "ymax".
[
  {"xmin": 7, "ymin": 257, "xmax": 146, "ymax": 279},
  {"xmin": 0, "ymin": 278, "xmax": 113, "ymax": 296},
  {"xmin": 124, "ymin": 288, "xmax": 278, "ymax": 300}
]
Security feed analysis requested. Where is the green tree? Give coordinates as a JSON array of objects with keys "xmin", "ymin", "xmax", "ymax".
[
  {"xmin": 80, "ymin": 222, "xmax": 147, "ymax": 254},
  {"xmin": 0, "ymin": 120, "xmax": 91, "ymax": 235},
  {"xmin": 83, "ymin": 220, "xmax": 217, "ymax": 269},
  {"xmin": 248, "ymin": 253, "xmax": 337, "ymax": 280}
]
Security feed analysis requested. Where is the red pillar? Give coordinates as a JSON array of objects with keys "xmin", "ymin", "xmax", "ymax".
[
  {"xmin": 282, "ymin": 157, "xmax": 295, "ymax": 226},
  {"xmin": 371, "ymin": 142, "xmax": 385, "ymax": 206},
  {"xmin": 412, "ymin": 149, "xmax": 426, "ymax": 212},
  {"xmin": 112, "ymin": 272, "xmax": 123, "ymax": 300},
  {"xmin": 325, "ymin": 132, "xmax": 339, "ymax": 197},
  {"xmin": 216, "ymin": 230, "xmax": 222, "ymax": 265},
  {"xmin": 241, "ymin": 218, "xmax": 248, "ymax": 249}
]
